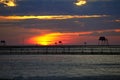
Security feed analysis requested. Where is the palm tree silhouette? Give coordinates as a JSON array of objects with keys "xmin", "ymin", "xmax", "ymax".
[{"xmin": 58, "ymin": 41, "xmax": 62, "ymax": 45}]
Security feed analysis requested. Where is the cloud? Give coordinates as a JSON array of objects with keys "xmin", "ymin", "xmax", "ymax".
[
  {"xmin": 84, "ymin": 0, "xmax": 105, "ymax": 1},
  {"xmin": 0, "ymin": 0, "xmax": 119, "ymax": 16},
  {"xmin": 0, "ymin": 0, "xmax": 17, "ymax": 7},
  {"xmin": 78, "ymin": 29, "xmax": 120, "ymax": 36},
  {"xmin": 0, "ymin": 0, "xmax": 113, "ymax": 8},
  {"xmin": 0, "ymin": 15, "xmax": 108, "ymax": 20},
  {"xmin": 115, "ymin": 20, "xmax": 120, "ymax": 23},
  {"xmin": 55, "ymin": 29, "xmax": 120, "ymax": 36},
  {"xmin": 74, "ymin": 0, "xmax": 113, "ymax": 6},
  {"xmin": 74, "ymin": 0, "xmax": 87, "ymax": 6}
]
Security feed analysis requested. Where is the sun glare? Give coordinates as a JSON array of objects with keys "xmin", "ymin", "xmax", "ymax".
[{"xmin": 28, "ymin": 33, "xmax": 62, "ymax": 45}]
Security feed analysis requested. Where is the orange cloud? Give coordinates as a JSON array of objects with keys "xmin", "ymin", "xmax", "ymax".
[
  {"xmin": 114, "ymin": 29, "xmax": 120, "ymax": 32},
  {"xmin": 77, "ymin": 29, "xmax": 120, "ymax": 36},
  {"xmin": 115, "ymin": 20, "xmax": 120, "ymax": 23},
  {"xmin": 0, "ymin": 0, "xmax": 16, "ymax": 7},
  {"xmin": 0, "ymin": 15, "xmax": 108, "ymax": 20},
  {"xmin": 97, "ymin": 29, "xmax": 120, "ymax": 33}
]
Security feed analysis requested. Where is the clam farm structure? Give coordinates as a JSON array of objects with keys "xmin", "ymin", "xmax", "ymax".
[{"xmin": 0, "ymin": 45, "xmax": 120, "ymax": 55}]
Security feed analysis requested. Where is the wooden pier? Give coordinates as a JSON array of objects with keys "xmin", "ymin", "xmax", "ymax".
[{"xmin": 0, "ymin": 45, "xmax": 120, "ymax": 55}]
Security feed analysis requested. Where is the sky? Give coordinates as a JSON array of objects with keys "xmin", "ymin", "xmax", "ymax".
[{"xmin": 0, "ymin": 0, "xmax": 120, "ymax": 45}]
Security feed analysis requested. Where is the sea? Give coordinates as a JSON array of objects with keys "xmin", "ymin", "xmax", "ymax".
[{"xmin": 0, "ymin": 54, "xmax": 120, "ymax": 80}]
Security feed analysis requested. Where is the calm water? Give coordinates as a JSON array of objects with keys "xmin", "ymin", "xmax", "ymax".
[{"xmin": 0, "ymin": 54, "xmax": 120, "ymax": 80}]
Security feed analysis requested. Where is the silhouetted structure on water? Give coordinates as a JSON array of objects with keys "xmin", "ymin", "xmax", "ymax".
[
  {"xmin": 0, "ymin": 40, "xmax": 6, "ymax": 46},
  {"xmin": 98, "ymin": 36, "xmax": 109, "ymax": 45}
]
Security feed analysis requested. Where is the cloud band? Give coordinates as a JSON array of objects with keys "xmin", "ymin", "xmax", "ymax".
[{"xmin": 0, "ymin": 15, "xmax": 108, "ymax": 20}]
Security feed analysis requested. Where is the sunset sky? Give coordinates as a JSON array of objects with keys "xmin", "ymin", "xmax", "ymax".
[{"xmin": 0, "ymin": 0, "xmax": 120, "ymax": 45}]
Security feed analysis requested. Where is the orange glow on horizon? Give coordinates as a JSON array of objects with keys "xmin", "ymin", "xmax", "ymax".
[
  {"xmin": 27, "ymin": 31, "xmax": 94, "ymax": 45},
  {"xmin": 26, "ymin": 29, "xmax": 120, "ymax": 45},
  {"xmin": 28, "ymin": 33, "xmax": 63, "ymax": 45}
]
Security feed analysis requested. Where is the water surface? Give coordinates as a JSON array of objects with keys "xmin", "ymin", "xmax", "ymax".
[{"xmin": 0, "ymin": 55, "xmax": 120, "ymax": 80}]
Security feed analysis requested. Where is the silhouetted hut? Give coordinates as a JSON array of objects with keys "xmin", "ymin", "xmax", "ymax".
[
  {"xmin": 98, "ymin": 36, "xmax": 109, "ymax": 45},
  {"xmin": 0, "ymin": 40, "xmax": 6, "ymax": 46}
]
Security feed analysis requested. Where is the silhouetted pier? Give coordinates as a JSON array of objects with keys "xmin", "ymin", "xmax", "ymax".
[{"xmin": 0, "ymin": 45, "xmax": 120, "ymax": 55}]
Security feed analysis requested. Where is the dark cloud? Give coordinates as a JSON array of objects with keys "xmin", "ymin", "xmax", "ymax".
[
  {"xmin": 0, "ymin": 0, "xmax": 120, "ymax": 15},
  {"xmin": 9, "ymin": 17, "xmax": 120, "ymax": 32},
  {"xmin": 0, "ymin": 15, "xmax": 119, "ymax": 33}
]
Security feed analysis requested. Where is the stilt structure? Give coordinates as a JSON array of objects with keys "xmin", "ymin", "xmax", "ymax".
[
  {"xmin": 98, "ymin": 36, "xmax": 109, "ymax": 45},
  {"xmin": 0, "ymin": 40, "xmax": 6, "ymax": 46}
]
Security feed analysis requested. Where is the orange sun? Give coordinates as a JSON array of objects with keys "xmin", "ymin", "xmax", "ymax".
[{"xmin": 28, "ymin": 33, "xmax": 62, "ymax": 45}]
